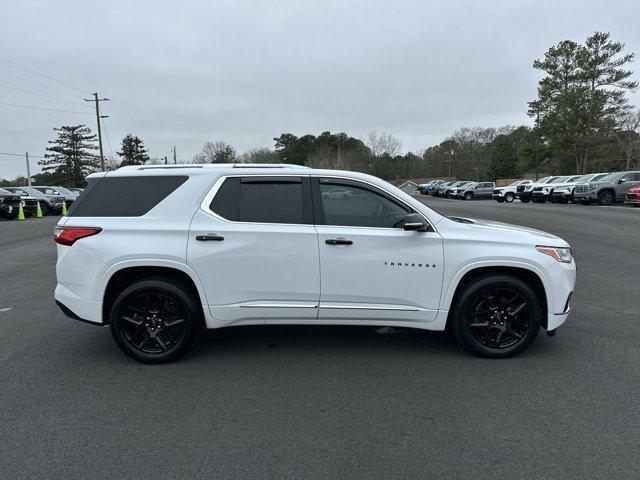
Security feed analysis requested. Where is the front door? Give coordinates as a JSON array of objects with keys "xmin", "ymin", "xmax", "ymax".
[
  {"xmin": 188, "ymin": 175, "xmax": 320, "ymax": 325},
  {"xmin": 313, "ymin": 177, "xmax": 444, "ymax": 323}
]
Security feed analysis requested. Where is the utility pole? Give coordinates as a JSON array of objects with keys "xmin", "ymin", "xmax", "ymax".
[
  {"xmin": 173, "ymin": 146, "xmax": 177, "ymax": 164},
  {"xmin": 84, "ymin": 92, "xmax": 109, "ymax": 171},
  {"xmin": 25, "ymin": 152, "xmax": 32, "ymax": 186}
]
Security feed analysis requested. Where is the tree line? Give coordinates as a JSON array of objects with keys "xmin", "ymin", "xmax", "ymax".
[{"xmin": 2, "ymin": 31, "xmax": 638, "ymax": 188}]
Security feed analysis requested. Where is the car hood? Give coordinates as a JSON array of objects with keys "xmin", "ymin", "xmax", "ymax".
[{"xmin": 448, "ymin": 216, "xmax": 568, "ymax": 246}]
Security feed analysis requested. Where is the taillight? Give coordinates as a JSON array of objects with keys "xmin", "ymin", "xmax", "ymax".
[{"xmin": 54, "ymin": 226, "xmax": 102, "ymax": 246}]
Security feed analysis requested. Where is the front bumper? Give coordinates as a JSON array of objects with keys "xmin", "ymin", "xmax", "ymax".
[
  {"xmin": 573, "ymin": 190, "xmax": 597, "ymax": 201},
  {"xmin": 625, "ymin": 194, "xmax": 640, "ymax": 205}
]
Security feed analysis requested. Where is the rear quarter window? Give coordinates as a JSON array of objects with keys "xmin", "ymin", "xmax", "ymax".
[{"xmin": 67, "ymin": 176, "xmax": 188, "ymax": 217}]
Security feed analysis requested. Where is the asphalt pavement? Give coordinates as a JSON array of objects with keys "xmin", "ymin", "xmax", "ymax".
[{"xmin": 1, "ymin": 198, "xmax": 639, "ymax": 479}]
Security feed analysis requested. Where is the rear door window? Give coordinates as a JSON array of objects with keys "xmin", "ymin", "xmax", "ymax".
[{"xmin": 209, "ymin": 176, "xmax": 311, "ymax": 224}]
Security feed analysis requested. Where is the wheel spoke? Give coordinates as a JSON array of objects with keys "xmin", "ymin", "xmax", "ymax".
[
  {"xmin": 154, "ymin": 335, "xmax": 167, "ymax": 351},
  {"xmin": 469, "ymin": 320, "xmax": 489, "ymax": 328},
  {"xmin": 165, "ymin": 318, "xmax": 185, "ymax": 327},
  {"xmin": 506, "ymin": 327, "xmax": 523, "ymax": 339},
  {"xmin": 507, "ymin": 302, "xmax": 527, "ymax": 317},
  {"xmin": 122, "ymin": 315, "xmax": 142, "ymax": 326}
]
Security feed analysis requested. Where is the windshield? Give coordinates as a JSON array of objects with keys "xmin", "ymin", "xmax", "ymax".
[
  {"xmin": 8, "ymin": 188, "xmax": 28, "ymax": 195},
  {"xmin": 0, "ymin": 188, "xmax": 13, "ymax": 195},
  {"xmin": 595, "ymin": 172, "xmax": 618, "ymax": 182},
  {"xmin": 591, "ymin": 173, "xmax": 608, "ymax": 181},
  {"xmin": 54, "ymin": 186, "xmax": 74, "ymax": 194},
  {"xmin": 549, "ymin": 177, "xmax": 567, "ymax": 184}
]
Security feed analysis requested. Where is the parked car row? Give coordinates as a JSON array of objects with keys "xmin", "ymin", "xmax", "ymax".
[
  {"xmin": 417, "ymin": 180, "xmax": 496, "ymax": 200},
  {"xmin": 0, "ymin": 185, "xmax": 82, "ymax": 220},
  {"xmin": 417, "ymin": 171, "xmax": 640, "ymax": 207}
]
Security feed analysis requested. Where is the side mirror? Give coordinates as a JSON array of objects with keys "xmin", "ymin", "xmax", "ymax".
[
  {"xmin": 617, "ymin": 178, "xmax": 626, "ymax": 184},
  {"xmin": 403, "ymin": 213, "xmax": 427, "ymax": 231}
]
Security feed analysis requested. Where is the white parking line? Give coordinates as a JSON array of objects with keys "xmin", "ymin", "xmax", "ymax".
[{"xmin": 0, "ymin": 307, "xmax": 14, "ymax": 312}]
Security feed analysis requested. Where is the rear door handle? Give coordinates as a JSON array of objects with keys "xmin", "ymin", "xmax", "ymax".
[
  {"xmin": 196, "ymin": 234, "xmax": 224, "ymax": 241},
  {"xmin": 325, "ymin": 238, "xmax": 353, "ymax": 245}
]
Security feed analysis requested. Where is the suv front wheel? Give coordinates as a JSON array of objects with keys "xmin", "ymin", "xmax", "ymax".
[
  {"xmin": 451, "ymin": 274, "xmax": 542, "ymax": 358},
  {"xmin": 109, "ymin": 278, "xmax": 202, "ymax": 363},
  {"xmin": 597, "ymin": 190, "xmax": 615, "ymax": 206}
]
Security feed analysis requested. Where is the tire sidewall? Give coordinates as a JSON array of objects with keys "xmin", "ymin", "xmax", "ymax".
[
  {"xmin": 505, "ymin": 193, "xmax": 515, "ymax": 202},
  {"xmin": 109, "ymin": 279, "xmax": 201, "ymax": 363},
  {"xmin": 452, "ymin": 276, "xmax": 542, "ymax": 358}
]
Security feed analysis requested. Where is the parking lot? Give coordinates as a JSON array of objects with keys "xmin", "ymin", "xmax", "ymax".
[{"xmin": 1, "ymin": 197, "xmax": 639, "ymax": 479}]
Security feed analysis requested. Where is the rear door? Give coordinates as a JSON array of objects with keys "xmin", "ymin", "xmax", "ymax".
[
  {"xmin": 188, "ymin": 175, "xmax": 320, "ymax": 324},
  {"xmin": 313, "ymin": 177, "xmax": 443, "ymax": 323}
]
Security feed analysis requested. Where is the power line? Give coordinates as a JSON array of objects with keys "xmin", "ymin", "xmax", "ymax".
[
  {"xmin": 0, "ymin": 69, "xmax": 84, "ymax": 99},
  {"xmin": 0, "ymin": 83, "xmax": 91, "ymax": 107},
  {"xmin": 0, "ymin": 101, "xmax": 93, "ymax": 115},
  {"xmin": 0, "ymin": 56, "xmax": 91, "ymax": 94},
  {"xmin": 0, "ymin": 151, "xmax": 46, "ymax": 159}
]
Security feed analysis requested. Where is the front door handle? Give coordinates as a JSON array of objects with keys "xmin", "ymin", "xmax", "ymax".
[
  {"xmin": 196, "ymin": 234, "xmax": 224, "ymax": 241},
  {"xmin": 325, "ymin": 238, "xmax": 353, "ymax": 245}
]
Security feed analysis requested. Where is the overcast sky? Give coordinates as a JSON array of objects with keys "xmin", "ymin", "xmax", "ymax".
[{"xmin": 1, "ymin": 0, "xmax": 639, "ymax": 178}]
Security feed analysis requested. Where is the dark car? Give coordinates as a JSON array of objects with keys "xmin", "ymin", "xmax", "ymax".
[
  {"xmin": 4, "ymin": 186, "xmax": 65, "ymax": 215},
  {"xmin": 0, "ymin": 188, "xmax": 38, "ymax": 219}
]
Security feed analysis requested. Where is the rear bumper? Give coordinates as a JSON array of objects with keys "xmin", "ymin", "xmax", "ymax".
[{"xmin": 54, "ymin": 283, "xmax": 103, "ymax": 324}]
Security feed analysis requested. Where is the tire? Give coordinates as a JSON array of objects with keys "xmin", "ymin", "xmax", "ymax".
[
  {"xmin": 597, "ymin": 190, "xmax": 614, "ymax": 206},
  {"xmin": 520, "ymin": 197, "xmax": 530, "ymax": 203},
  {"xmin": 464, "ymin": 192, "xmax": 474, "ymax": 201},
  {"xmin": 504, "ymin": 193, "xmax": 515, "ymax": 203},
  {"xmin": 109, "ymin": 278, "xmax": 202, "ymax": 363},
  {"xmin": 450, "ymin": 274, "xmax": 542, "ymax": 358},
  {"xmin": 40, "ymin": 203, "xmax": 50, "ymax": 216},
  {"xmin": 496, "ymin": 198, "xmax": 505, "ymax": 203}
]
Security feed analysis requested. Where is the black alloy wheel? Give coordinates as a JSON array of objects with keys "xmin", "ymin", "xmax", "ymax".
[
  {"xmin": 110, "ymin": 278, "xmax": 201, "ymax": 363},
  {"xmin": 465, "ymin": 192, "xmax": 474, "ymax": 201},
  {"xmin": 451, "ymin": 275, "xmax": 541, "ymax": 357},
  {"xmin": 598, "ymin": 190, "xmax": 614, "ymax": 206}
]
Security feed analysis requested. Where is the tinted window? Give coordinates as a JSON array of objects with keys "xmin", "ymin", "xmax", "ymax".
[
  {"xmin": 239, "ymin": 178, "xmax": 304, "ymax": 224},
  {"xmin": 319, "ymin": 181, "xmax": 408, "ymax": 228},
  {"xmin": 209, "ymin": 177, "xmax": 238, "ymax": 220},
  {"xmin": 68, "ymin": 176, "xmax": 187, "ymax": 217}
]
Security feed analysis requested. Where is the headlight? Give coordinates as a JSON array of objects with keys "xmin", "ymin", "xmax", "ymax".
[{"xmin": 536, "ymin": 245, "xmax": 573, "ymax": 263}]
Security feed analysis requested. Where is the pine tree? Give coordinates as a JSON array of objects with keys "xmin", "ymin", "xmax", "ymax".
[
  {"xmin": 39, "ymin": 125, "xmax": 99, "ymax": 186},
  {"xmin": 117, "ymin": 134, "xmax": 150, "ymax": 166}
]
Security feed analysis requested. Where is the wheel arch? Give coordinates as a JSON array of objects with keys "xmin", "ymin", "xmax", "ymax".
[
  {"xmin": 443, "ymin": 264, "xmax": 549, "ymax": 329},
  {"xmin": 98, "ymin": 261, "xmax": 208, "ymax": 325}
]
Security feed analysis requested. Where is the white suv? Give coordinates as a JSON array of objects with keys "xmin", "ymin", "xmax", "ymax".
[{"xmin": 54, "ymin": 164, "xmax": 576, "ymax": 363}]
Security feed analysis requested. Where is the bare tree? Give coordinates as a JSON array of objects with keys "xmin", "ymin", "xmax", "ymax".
[
  {"xmin": 367, "ymin": 131, "xmax": 402, "ymax": 156},
  {"xmin": 237, "ymin": 147, "xmax": 280, "ymax": 164},
  {"xmin": 613, "ymin": 108, "xmax": 640, "ymax": 169},
  {"xmin": 193, "ymin": 140, "xmax": 237, "ymax": 163}
]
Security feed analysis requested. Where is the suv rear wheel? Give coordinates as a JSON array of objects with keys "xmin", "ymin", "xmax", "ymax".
[
  {"xmin": 597, "ymin": 190, "xmax": 615, "ymax": 206},
  {"xmin": 451, "ymin": 274, "xmax": 542, "ymax": 358},
  {"xmin": 109, "ymin": 278, "xmax": 202, "ymax": 363}
]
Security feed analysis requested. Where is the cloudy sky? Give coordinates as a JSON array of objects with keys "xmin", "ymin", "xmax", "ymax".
[{"xmin": 1, "ymin": 0, "xmax": 639, "ymax": 178}]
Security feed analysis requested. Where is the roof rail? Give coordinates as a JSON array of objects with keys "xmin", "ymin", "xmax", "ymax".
[{"xmin": 231, "ymin": 163, "xmax": 309, "ymax": 169}]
